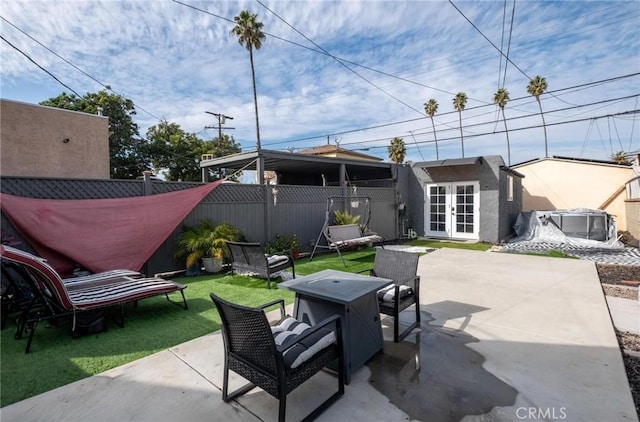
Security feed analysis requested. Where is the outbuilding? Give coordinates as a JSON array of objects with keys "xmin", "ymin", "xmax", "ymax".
[{"xmin": 401, "ymin": 156, "xmax": 523, "ymax": 243}]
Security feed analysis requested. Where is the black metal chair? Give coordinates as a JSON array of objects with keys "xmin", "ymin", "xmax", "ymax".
[
  {"xmin": 210, "ymin": 293, "xmax": 344, "ymax": 422},
  {"xmin": 367, "ymin": 248, "xmax": 421, "ymax": 343}
]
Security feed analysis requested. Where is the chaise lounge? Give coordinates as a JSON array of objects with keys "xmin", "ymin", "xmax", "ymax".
[{"xmin": 0, "ymin": 245, "xmax": 188, "ymax": 353}]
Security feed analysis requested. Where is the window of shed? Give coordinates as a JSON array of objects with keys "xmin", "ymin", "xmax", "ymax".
[{"xmin": 507, "ymin": 175, "xmax": 514, "ymax": 202}]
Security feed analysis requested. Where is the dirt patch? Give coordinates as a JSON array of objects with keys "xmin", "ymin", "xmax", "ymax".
[
  {"xmin": 597, "ymin": 263, "xmax": 640, "ymax": 285},
  {"xmin": 600, "ymin": 262, "xmax": 640, "ymax": 416}
]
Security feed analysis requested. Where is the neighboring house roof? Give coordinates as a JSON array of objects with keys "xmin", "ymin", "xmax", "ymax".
[
  {"xmin": 512, "ymin": 155, "xmax": 631, "ymax": 168},
  {"xmin": 297, "ymin": 145, "xmax": 382, "ymax": 162}
]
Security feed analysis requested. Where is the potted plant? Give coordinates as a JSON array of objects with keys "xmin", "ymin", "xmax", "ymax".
[
  {"xmin": 265, "ymin": 233, "xmax": 300, "ymax": 259},
  {"xmin": 333, "ymin": 210, "xmax": 360, "ymax": 225},
  {"xmin": 176, "ymin": 220, "xmax": 241, "ymax": 274}
]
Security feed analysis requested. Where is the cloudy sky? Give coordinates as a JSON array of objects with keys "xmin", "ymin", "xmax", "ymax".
[{"xmin": 1, "ymin": 0, "xmax": 639, "ymax": 166}]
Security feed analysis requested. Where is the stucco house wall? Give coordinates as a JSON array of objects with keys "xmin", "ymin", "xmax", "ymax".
[
  {"xmin": 406, "ymin": 155, "xmax": 523, "ymax": 243},
  {"xmin": 0, "ymin": 99, "xmax": 109, "ymax": 179},
  {"xmin": 512, "ymin": 157, "xmax": 633, "ymax": 231}
]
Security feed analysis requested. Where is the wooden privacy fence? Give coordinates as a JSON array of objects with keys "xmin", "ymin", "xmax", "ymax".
[{"xmin": 1, "ymin": 177, "xmax": 398, "ymax": 275}]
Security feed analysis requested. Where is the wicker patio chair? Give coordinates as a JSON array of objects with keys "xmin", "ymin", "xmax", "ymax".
[
  {"xmin": 210, "ymin": 293, "xmax": 344, "ymax": 422},
  {"xmin": 366, "ymin": 248, "xmax": 421, "ymax": 342}
]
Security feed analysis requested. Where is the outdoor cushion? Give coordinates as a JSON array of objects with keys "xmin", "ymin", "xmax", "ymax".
[
  {"xmin": 271, "ymin": 316, "xmax": 336, "ymax": 369},
  {"xmin": 377, "ymin": 284, "xmax": 413, "ymax": 303},
  {"xmin": 266, "ymin": 255, "xmax": 289, "ymax": 267}
]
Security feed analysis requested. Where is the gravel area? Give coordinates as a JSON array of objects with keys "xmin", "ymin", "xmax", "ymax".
[
  {"xmin": 599, "ymin": 264, "xmax": 640, "ymax": 416},
  {"xmin": 597, "ymin": 263, "xmax": 640, "ymax": 285},
  {"xmin": 603, "ymin": 284, "xmax": 639, "ymax": 301}
]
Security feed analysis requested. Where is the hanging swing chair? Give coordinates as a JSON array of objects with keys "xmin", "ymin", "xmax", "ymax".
[{"xmin": 310, "ymin": 196, "xmax": 384, "ymax": 266}]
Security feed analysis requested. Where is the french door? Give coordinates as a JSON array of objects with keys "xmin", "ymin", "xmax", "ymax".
[{"xmin": 424, "ymin": 181, "xmax": 479, "ymax": 240}]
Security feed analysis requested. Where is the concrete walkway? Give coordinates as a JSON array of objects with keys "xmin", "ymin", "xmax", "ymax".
[{"xmin": 1, "ymin": 249, "xmax": 637, "ymax": 422}]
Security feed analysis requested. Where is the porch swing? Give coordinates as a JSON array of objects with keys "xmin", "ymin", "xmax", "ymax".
[{"xmin": 309, "ymin": 196, "xmax": 384, "ymax": 266}]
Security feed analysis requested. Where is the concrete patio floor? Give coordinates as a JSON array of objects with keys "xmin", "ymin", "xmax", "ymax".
[{"xmin": 2, "ymin": 248, "xmax": 637, "ymax": 422}]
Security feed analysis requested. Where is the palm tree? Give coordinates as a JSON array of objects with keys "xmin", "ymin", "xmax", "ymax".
[
  {"xmin": 493, "ymin": 88, "xmax": 511, "ymax": 165},
  {"xmin": 452, "ymin": 92, "xmax": 468, "ymax": 157},
  {"xmin": 231, "ymin": 10, "xmax": 265, "ymax": 150},
  {"xmin": 424, "ymin": 99, "xmax": 439, "ymax": 159},
  {"xmin": 526, "ymin": 75, "xmax": 548, "ymax": 157},
  {"xmin": 388, "ymin": 137, "xmax": 406, "ymax": 164},
  {"xmin": 611, "ymin": 151, "xmax": 630, "ymax": 165}
]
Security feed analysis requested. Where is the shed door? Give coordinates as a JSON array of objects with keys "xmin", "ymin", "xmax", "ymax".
[{"xmin": 425, "ymin": 181, "xmax": 479, "ymax": 240}]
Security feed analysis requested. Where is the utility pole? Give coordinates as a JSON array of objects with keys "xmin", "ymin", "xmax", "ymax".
[{"xmin": 205, "ymin": 111, "xmax": 235, "ymax": 141}]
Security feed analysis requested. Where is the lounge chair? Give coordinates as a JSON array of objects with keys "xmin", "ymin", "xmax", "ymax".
[{"xmin": 0, "ymin": 245, "xmax": 188, "ymax": 353}]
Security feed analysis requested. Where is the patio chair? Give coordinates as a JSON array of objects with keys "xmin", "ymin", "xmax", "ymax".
[
  {"xmin": 210, "ymin": 293, "xmax": 344, "ymax": 422},
  {"xmin": 226, "ymin": 241, "xmax": 296, "ymax": 289},
  {"xmin": 0, "ymin": 245, "xmax": 188, "ymax": 353},
  {"xmin": 1, "ymin": 259, "xmax": 36, "ymax": 330},
  {"xmin": 365, "ymin": 248, "xmax": 420, "ymax": 343}
]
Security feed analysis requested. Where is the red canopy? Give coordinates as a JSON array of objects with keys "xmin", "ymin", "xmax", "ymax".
[{"xmin": 0, "ymin": 181, "xmax": 221, "ymax": 276}]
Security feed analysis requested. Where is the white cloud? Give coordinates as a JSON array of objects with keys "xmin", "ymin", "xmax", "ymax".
[{"xmin": 1, "ymin": 0, "xmax": 638, "ymax": 166}]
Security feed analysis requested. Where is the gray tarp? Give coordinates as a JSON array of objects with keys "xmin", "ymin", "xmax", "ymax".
[{"xmin": 511, "ymin": 210, "xmax": 624, "ymax": 249}]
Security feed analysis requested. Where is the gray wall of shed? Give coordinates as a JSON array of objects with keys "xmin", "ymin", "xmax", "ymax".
[
  {"xmin": 1, "ymin": 177, "xmax": 398, "ymax": 276},
  {"xmin": 405, "ymin": 156, "xmax": 521, "ymax": 243}
]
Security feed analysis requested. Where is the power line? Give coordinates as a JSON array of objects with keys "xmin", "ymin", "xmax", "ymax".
[
  {"xmin": 256, "ymin": 0, "xmax": 424, "ymax": 116},
  {"xmin": 172, "ymin": 0, "xmax": 470, "ymax": 101},
  {"xmin": 448, "ymin": 0, "xmax": 531, "ymax": 80},
  {"xmin": 356, "ymin": 94, "xmax": 640, "ymax": 145},
  {"xmin": 0, "ymin": 15, "xmax": 163, "ymax": 122},
  {"xmin": 263, "ymin": 75, "xmax": 640, "ymax": 146},
  {"xmin": 501, "ymin": 0, "xmax": 516, "ymax": 89},
  {"xmin": 1, "ymin": 34, "xmax": 81, "ymax": 97},
  {"xmin": 342, "ymin": 110, "xmax": 639, "ymax": 151}
]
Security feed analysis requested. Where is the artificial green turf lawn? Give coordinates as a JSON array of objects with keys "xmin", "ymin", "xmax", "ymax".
[
  {"xmin": 406, "ymin": 239, "xmax": 493, "ymax": 251},
  {"xmin": 0, "ymin": 248, "xmax": 377, "ymax": 407}
]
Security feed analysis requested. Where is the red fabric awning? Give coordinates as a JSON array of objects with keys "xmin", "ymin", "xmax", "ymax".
[{"xmin": 0, "ymin": 181, "xmax": 222, "ymax": 276}]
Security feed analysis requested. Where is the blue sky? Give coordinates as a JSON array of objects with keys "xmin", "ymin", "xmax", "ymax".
[{"xmin": 1, "ymin": 0, "xmax": 639, "ymax": 166}]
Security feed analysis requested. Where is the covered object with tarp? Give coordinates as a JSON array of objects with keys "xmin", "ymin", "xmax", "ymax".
[
  {"xmin": 511, "ymin": 209, "xmax": 623, "ymax": 249},
  {"xmin": 0, "ymin": 181, "xmax": 221, "ymax": 277}
]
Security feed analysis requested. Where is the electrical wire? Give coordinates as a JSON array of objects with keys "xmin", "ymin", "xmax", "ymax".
[
  {"xmin": 1, "ymin": 34, "xmax": 81, "ymax": 97},
  {"xmin": 0, "ymin": 16, "xmax": 162, "ymax": 122},
  {"xmin": 256, "ymin": 0, "xmax": 424, "ymax": 116}
]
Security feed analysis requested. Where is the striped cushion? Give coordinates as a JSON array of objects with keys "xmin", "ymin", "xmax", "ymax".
[
  {"xmin": 67, "ymin": 278, "xmax": 185, "ymax": 310},
  {"xmin": 377, "ymin": 285, "xmax": 413, "ymax": 303},
  {"xmin": 271, "ymin": 317, "xmax": 336, "ymax": 369},
  {"xmin": 63, "ymin": 269, "xmax": 142, "ymax": 286},
  {"xmin": 266, "ymin": 255, "xmax": 289, "ymax": 268}
]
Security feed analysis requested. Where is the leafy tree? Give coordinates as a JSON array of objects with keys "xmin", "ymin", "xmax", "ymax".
[
  {"xmin": 40, "ymin": 90, "xmax": 149, "ymax": 179},
  {"xmin": 452, "ymin": 92, "xmax": 468, "ymax": 157},
  {"xmin": 204, "ymin": 133, "xmax": 242, "ymax": 181},
  {"xmin": 526, "ymin": 75, "xmax": 549, "ymax": 157},
  {"xmin": 493, "ymin": 88, "xmax": 511, "ymax": 165},
  {"xmin": 424, "ymin": 98, "xmax": 439, "ymax": 159},
  {"xmin": 146, "ymin": 120, "xmax": 241, "ymax": 182},
  {"xmin": 231, "ymin": 10, "xmax": 265, "ymax": 151},
  {"xmin": 388, "ymin": 137, "xmax": 406, "ymax": 164}
]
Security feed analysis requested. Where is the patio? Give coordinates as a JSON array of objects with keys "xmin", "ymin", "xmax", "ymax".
[{"xmin": 1, "ymin": 248, "xmax": 637, "ymax": 422}]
